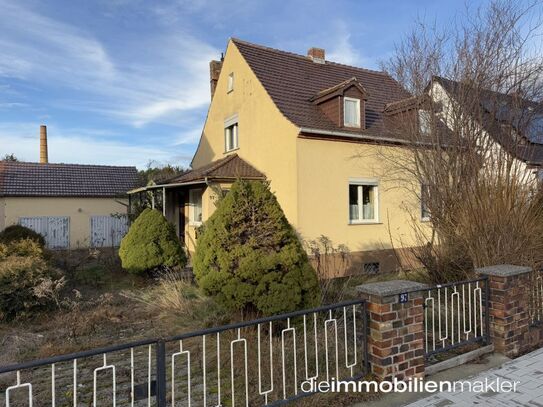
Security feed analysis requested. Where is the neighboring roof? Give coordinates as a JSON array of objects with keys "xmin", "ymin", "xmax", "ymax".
[
  {"xmin": 166, "ymin": 154, "xmax": 265, "ymax": 184},
  {"xmin": 434, "ymin": 76, "xmax": 543, "ymax": 165},
  {"xmin": 384, "ymin": 95, "xmax": 428, "ymax": 115},
  {"xmin": 0, "ymin": 161, "xmax": 139, "ymax": 197},
  {"xmin": 232, "ymin": 38, "xmax": 411, "ymax": 139}
]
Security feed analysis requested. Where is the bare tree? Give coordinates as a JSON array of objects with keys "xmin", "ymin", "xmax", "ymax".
[{"xmin": 380, "ymin": 0, "xmax": 543, "ymax": 282}]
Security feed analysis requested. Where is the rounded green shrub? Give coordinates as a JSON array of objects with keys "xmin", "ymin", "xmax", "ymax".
[
  {"xmin": 0, "ymin": 239, "xmax": 64, "ymax": 321},
  {"xmin": 193, "ymin": 180, "xmax": 320, "ymax": 316},
  {"xmin": 0, "ymin": 224, "xmax": 45, "ymax": 247},
  {"xmin": 119, "ymin": 208, "xmax": 187, "ymax": 274}
]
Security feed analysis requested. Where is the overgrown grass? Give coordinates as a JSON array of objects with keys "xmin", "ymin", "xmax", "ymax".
[{"xmin": 121, "ymin": 270, "xmax": 230, "ymax": 327}]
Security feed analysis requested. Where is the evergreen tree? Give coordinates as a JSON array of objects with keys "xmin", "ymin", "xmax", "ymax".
[
  {"xmin": 193, "ymin": 180, "xmax": 320, "ymax": 315},
  {"xmin": 119, "ymin": 209, "xmax": 186, "ymax": 274}
]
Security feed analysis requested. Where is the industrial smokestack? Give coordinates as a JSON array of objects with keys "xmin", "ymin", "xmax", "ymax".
[{"xmin": 39, "ymin": 125, "xmax": 48, "ymax": 164}]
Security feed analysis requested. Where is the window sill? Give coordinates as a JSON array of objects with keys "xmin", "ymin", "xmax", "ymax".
[
  {"xmin": 227, "ymin": 89, "xmax": 234, "ymax": 94},
  {"xmin": 421, "ymin": 218, "xmax": 431, "ymax": 223},
  {"xmin": 344, "ymin": 124, "xmax": 361, "ymax": 129},
  {"xmin": 348, "ymin": 221, "xmax": 382, "ymax": 225},
  {"xmin": 189, "ymin": 222, "xmax": 202, "ymax": 227}
]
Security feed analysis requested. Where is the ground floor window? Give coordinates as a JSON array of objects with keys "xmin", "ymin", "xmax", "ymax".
[
  {"xmin": 189, "ymin": 188, "xmax": 203, "ymax": 225},
  {"xmin": 349, "ymin": 180, "xmax": 378, "ymax": 223},
  {"xmin": 363, "ymin": 262, "xmax": 380, "ymax": 274}
]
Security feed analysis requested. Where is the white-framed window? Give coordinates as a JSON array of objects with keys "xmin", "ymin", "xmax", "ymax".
[
  {"xmin": 344, "ymin": 97, "xmax": 361, "ymax": 127},
  {"xmin": 348, "ymin": 179, "xmax": 379, "ymax": 223},
  {"xmin": 189, "ymin": 188, "xmax": 203, "ymax": 226},
  {"xmin": 227, "ymin": 72, "xmax": 234, "ymax": 92},
  {"xmin": 419, "ymin": 110, "xmax": 431, "ymax": 135},
  {"xmin": 421, "ymin": 183, "xmax": 431, "ymax": 221},
  {"xmin": 224, "ymin": 116, "xmax": 239, "ymax": 152}
]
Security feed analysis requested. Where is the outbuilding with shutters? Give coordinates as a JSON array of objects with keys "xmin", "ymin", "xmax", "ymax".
[{"xmin": 0, "ymin": 161, "xmax": 138, "ymax": 249}]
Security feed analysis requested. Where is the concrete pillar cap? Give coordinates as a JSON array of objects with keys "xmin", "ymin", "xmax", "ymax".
[
  {"xmin": 476, "ymin": 264, "xmax": 531, "ymax": 277},
  {"xmin": 356, "ymin": 280, "xmax": 428, "ymax": 297}
]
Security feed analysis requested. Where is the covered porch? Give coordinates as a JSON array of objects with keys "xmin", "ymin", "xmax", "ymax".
[{"xmin": 128, "ymin": 154, "xmax": 266, "ymax": 254}]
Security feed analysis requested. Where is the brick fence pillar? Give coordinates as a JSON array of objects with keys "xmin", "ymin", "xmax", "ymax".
[
  {"xmin": 357, "ymin": 280, "xmax": 427, "ymax": 381},
  {"xmin": 476, "ymin": 264, "xmax": 532, "ymax": 358}
]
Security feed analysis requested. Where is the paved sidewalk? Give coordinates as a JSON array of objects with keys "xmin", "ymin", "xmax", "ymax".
[{"xmin": 406, "ymin": 347, "xmax": 543, "ymax": 406}]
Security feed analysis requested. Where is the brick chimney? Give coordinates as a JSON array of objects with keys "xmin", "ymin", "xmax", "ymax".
[
  {"xmin": 307, "ymin": 47, "xmax": 325, "ymax": 64},
  {"xmin": 39, "ymin": 125, "xmax": 48, "ymax": 164},
  {"xmin": 210, "ymin": 59, "xmax": 223, "ymax": 98}
]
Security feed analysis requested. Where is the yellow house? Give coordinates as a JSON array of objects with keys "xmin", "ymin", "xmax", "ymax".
[
  {"xmin": 0, "ymin": 134, "xmax": 138, "ymax": 249},
  {"xmin": 132, "ymin": 39, "xmax": 433, "ymax": 275}
]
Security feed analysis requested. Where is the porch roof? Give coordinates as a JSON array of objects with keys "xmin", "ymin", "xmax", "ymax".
[{"xmin": 128, "ymin": 154, "xmax": 265, "ymax": 193}]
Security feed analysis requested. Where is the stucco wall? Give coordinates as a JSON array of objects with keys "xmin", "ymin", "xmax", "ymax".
[
  {"xmin": 183, "ymin": 183, "xmax": 228, "ymax": 255},
  {"xmin": 296, "ymin": 137, "xmax": 429, "ymax": 253},
  {"xmin": 191, "ymin": 40, "xmax": 300, "ymax": 226},
  {"xmin": 2, "ymin": 197, "xmax": 128, "ymax": 248}
]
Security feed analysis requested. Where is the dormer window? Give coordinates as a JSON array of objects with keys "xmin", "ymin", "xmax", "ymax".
[
  {"xmin": 344, "ymin": 97, "xmax": 361, "ymax": 128},
  {"xmin": 227, "ymin": 72, "xmax": 234, "ymax": 93}
]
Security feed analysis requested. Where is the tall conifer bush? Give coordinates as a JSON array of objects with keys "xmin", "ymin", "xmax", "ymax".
[
  {"xmin": 193, "ymin": 180, "xmax": 320, "ymax": 315},
  {"xmin": 119, "ymin": 208, "xmax": 186, "ymax": 274}
]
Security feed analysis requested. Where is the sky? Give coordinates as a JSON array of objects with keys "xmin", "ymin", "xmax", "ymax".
[{"xmin": 0, "ymin": 0, "xmax": 486, "ymax": 169}]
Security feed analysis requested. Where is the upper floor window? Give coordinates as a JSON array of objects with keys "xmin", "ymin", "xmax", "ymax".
[
  {"xmin": 224, "ymin": 117, "xmax": 239, "ymax": 152},
  {"xmin": 227, "ymin": 72, "xmax": 234, "ymax": 93},
  {"xmin": 349, "ymin": 179, "xmax": 378, "ymax": 223},
  {"xmin": 419, "ymin": 110, "xmax": 431, "ymax": 135},
  {"xmin": 344, "ymin": 97, "xmax": 361, "ymax": 128}
]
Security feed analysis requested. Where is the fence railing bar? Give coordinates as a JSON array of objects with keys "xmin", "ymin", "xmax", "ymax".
[
  {"xmin": 485, "ymin": 277, "xmax": 491, "ymax": 344},
  {"xmin": 156, "ymin": 340, "xmax": 166, "ymax": 407},
  {"xmin": 403, "ymin": 276, "xmax": 489, "ymax": 295},
  {"xmin": 363, "ymin": 301, "xmax": 370, "ymax": 373},
  {"xmin": 0, "ymin": 337, "xmax": 157, "ymax": 374},
  {"xmin": 425, "ymin": 335, "xmax": 485, "ymax": 358},
  {"xmin": 165, "ymin": 299, "xmax": 365, "ymax": 342}
]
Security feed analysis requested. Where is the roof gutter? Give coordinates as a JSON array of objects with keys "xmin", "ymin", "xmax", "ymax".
[
  {"xmin": 299, "ymin": 127, "xmax": 413, "ymax": 145},
  {"xmin": 127, "ymin": 179, "xmax": 207, "ymax": 194},
  {"xmin": 298, "ymin": 127, "xmax": 442, "ymax": 148}
]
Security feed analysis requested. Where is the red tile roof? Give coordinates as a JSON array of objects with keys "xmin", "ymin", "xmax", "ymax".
[
  {"xmin": 167, "ymin": 154, "xmax": 265, "ymax": 184},
  {"xmin": 434, "ymin": 76, "xmax": 543, "ymax": 165},
  {"xmin": 0, "ymin": 161, "xmax": 139, "ymax": 197},
  {"xmin": 232, "ymin": 38, "xmax": 411, "ymax": 138}
]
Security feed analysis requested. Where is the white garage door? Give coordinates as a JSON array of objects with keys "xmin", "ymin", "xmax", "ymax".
[
  {"xmin": 19, "ymin": 216, "xmax": 70, "ymax": 249},
  {"xmin": 90, "ymin": 215, "xmax": 128, "ymax": 247}
]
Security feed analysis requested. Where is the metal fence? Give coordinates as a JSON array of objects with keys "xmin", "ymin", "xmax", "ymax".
[
  {"xmin": 420, "ymin": 277, "xmax": 490, "ymax": 358},
  {"xmin": 530, "ymin": 271, "xmax": 543, "ymax": 325},
  {"xmin": 0, "ymin": 299, "xmax": 368, "ymax": 406}
]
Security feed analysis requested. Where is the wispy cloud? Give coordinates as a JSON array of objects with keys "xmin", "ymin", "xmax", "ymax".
[
  {"xmin": 326, "ymin": 21, "xmax": 366, "ymax": 67},
  {"xmin": 0, "ymin": 122, "xmax": 193, "ymax": 168},
  {"xmin": 0, "ymin": 1, "xmax": 114, "ymax": 82},
  {"xmin": 0, "ymin": 1, "xmax": 218, "ymax": 128}
]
